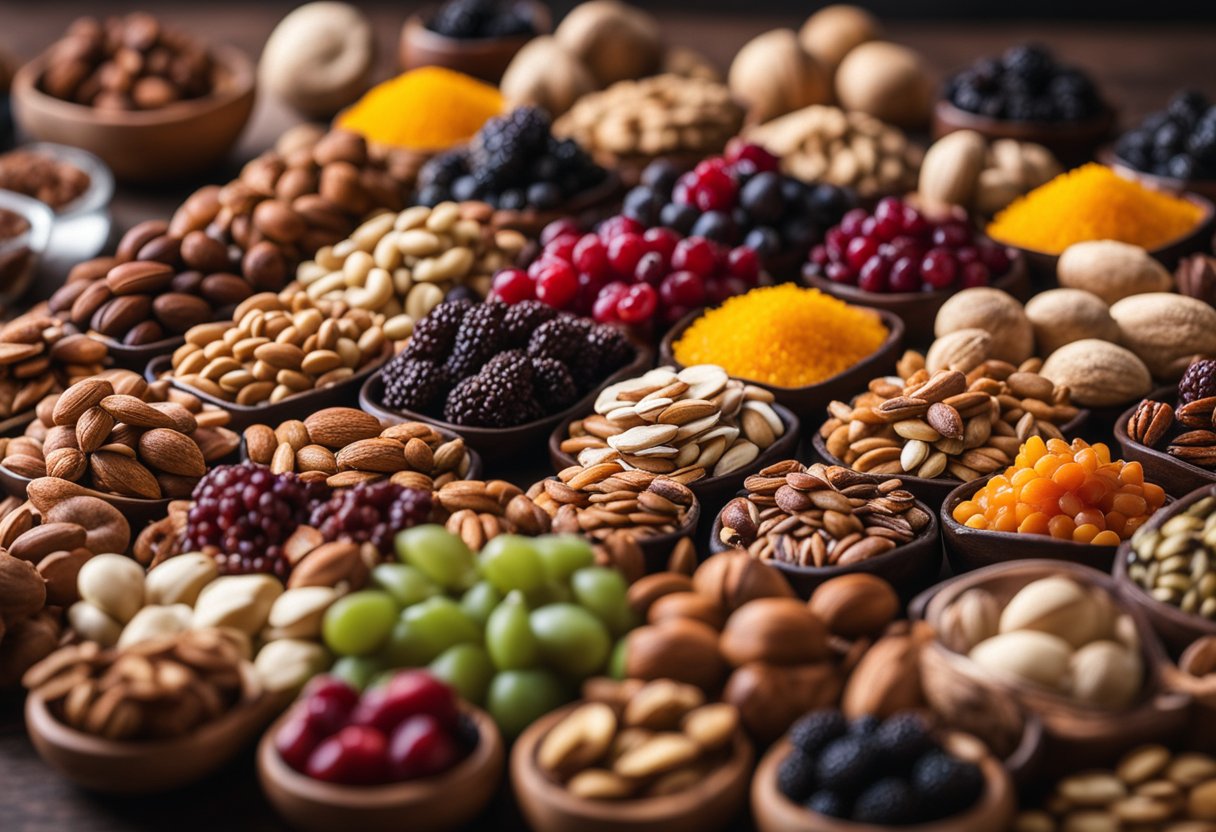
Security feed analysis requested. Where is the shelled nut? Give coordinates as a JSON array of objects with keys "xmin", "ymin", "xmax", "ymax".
[
  {"xmin": 1128, "ymin": 496, "xmax": 1216, "ymax": 620},
  {"xmin": 528, "ymin": 464, "xmax": 696, "ymax": 543}
]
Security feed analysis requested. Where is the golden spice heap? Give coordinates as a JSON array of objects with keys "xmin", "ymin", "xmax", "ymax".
[
  {"xmin": 672, "ymin": 285, "xmax": 887, "ymax": 388},
  {"xmin": 986, "ymin": 163, "xmax": 1204, "ymax": 254}
]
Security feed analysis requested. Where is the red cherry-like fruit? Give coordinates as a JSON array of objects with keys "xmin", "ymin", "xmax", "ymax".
[
  {"xmin": 491, "ymin": 268, "xmax": 534, "ymax": 304},
  {"xmin": 573, "ymin": 234, "xmax": 609, "ymax": 281},
  {"xmin": 671, "ymin": 238, "xmax": 717, "ymax": 278},
  {"xmin": 299, "ymin": 676, "xmax": 359, "ymax": 735},
  {"xmin": 388, "ymin": 714, "xmax": 461, "ymax": 781},
  {"xmin": 659, "ymin": 271, "xmax": 705, "ymax": 308},
  {"xmin": 275, "ymin": 712, "xmax": 325, "ymax": 773},
  {"xmin": 306, "ymin": 725, "xmax": 390, "ymax": 785},
  {"xmin": 593, "ymin": 281, "xmax": 630, "ymax": 323},
  {"xmin": 540, "ymin": 218, "xmax": 580, "ymax": 247},
  {"xmin": 607, "ymin": 233, "xmax": 645, "ymax": 278},
  {"xmin": 726, "ymin": 247, "xmax": 760, "ymax": 284},
  {"xmin": 535, "ymin": 261, "xmax": 579, "ymax": 309},
  {"xmin": 616, "ymin": 283, "xmax": 658, "ymax": 324}
]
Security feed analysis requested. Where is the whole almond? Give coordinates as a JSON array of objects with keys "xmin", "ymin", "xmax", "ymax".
[
  {"xmin": 243, "ymin": 424, "xmax": 276, "ymax": 465},
  {"xmin": 5, "ymin": 453, "xmax": 47, "ymax": 479},
  {"xmin": 288, "ymin": 542, "xmax": 365, "ymax": 589},
  {"xmin": 104, "ymin": 261, "xmax": 175, "ymax": 295},
  {"xmin": 98, "ymin": 395, "xmax": 176, "ymax": 429},
  {"xmin": 153, "ymin": 293, "xmax": 213, "ymax": 334},
  {"xmin": 92, "ymin": 295, "xmax": 152, "ymax": 338},
  {"xmin": 89, "ymin": 452, "xmax": 162, "ymax": 499},
  {"xmin": 45, "ymin": 447, "xmax": 87, "ymax": 481},
  {"xmin": 9, "ymin": 522, "xmax": 87, "ymax": 563},
  {"xmin": 926, "ymin": 402, "xmax": 964, "ymax": 440},
  {"xmin": 297, "ymin": 444, "xmax": 338, "ymax": 474},
  {"xmin": 0, "ymin": 552, "xmax": 46, "ymax": 623},
  {"xmin": 52, "ymin": 378, "xmax": 114, "ymax": 426},
  {"xmin": 336, "ymin": 438, "xmax": 407, "ymax": 473},
  {"xmin": 138, "ymin": 429, "xmax": 207, "ymax": 477},
  {"xmin": 49, "ymin": 332, "xmax": 107, "ymax": 363},
  {"xmin": 75, "ymin": 406, "xmax": 115, "ymax": 454},
  {"xmin": 304, "ymin": 408, "xmax": 382, "ymax": 449},
  {"xmin": 193, "ymin": 427, "xmax": 241, "ymax": 462}
]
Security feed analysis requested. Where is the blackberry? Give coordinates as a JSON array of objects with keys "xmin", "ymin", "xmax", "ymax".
[
  {"xmin": 417, "ymin": 150, "xmax": 469, "ymax": 190},
  {"xmin": 910, "ymin": 751, "xmax": 985, "ymax": 820},
  {"xmin": 445, "ymin": 302, "xmax": 509, "ymax": 378},
  {"xmin": 310, "ymin": 482, "xmax": 435, "ymax": 554},
  {"xmin": 805, "ymin": 791, "xmax": 849, "ymax": 818},
  {"xmin": 381, "ymin": 357, "xmax": 449, "ymax": 413},
  {"xmin": 527, "ymin": 316, "xmax": 588, "ymax": 365},
  {"xmin": 776, "ymin": 750, "xmax": 817, "ymax": 802},
  {"xmin": 404, "ymin": 299, "xmax": 474, "ymax": 362},
  {"xmin": 873, "ymin": 713, "xmax": 935, "ymax": 773},
  {"xmin": 185, "ymin": 463, "xmax": 314, "ymax": 579},
  {"xmin": 789, "ymin": 710, "xmax": 848, "ymax": 757},
  {"xmin": 1179, "ymin": 359, "xmax": 1216, "ymax": 404},
  {"xmin": 815, "ymin": 735, "xmax": 877, "ymax": 796},
  {"xmin": 481, "ymin": 348, "xmax": 533, "ymax": 384},
  {"xmin": 502, "ymin": 299, "xmax": 557, "ymax": 346},
  {"xmin": 852, "ymin": 778, "xmax": 919, "ymax": 824},
  {"xmin": 443, "ymin": 361, "xmax": 539, "ymax": 427},
  {"xmin": 429, "ymin": 0, "xmax": 493, "ymax": 38},
  {"xmin": 582, "ymin": 324, "xmax": 633, "ymax": 384},
  {"xmin": 849, "ymin": 715, "xmax": 882, "ymax": 736},
  {"xmin": 531, "ymin": 357, "xmax": 578, "ymax": 411},
  {"xmin": 467, "ymin": 106, "xmax": 551, "ymax": 191}
]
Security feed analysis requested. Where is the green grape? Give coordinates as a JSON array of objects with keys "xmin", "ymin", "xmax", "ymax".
[
  {"xmin": 381, "ymin": 616, "xmax": 433, "ymax": 667},
  {"xmin": 485, "ymin": 590, "xmax": 539, "ymax": 670},
  {"xmin": 330, "ymin": 655, "xmax": 383, "ymax": 690},
  {"xmin": 533, "ymin": 534, "xmax": 596, "ymax": 583},
  {"xmin": 371, "ymin": 563, "xmax": 439, "ymax": 607},
  {"xmin": 523, "ymin": 580, "xmax": 573, "ymax": 608},
  {"xmin": 609, "ymin": 636, "xmax": 628, "ymax": 679},
  {"xmin": 321, "ymin": 590, "xmax": 398, "ymax": 656},
  {"xmin": 429, "ymin": 643, "xmax": 495, "ymax": 704},
  {"xmin": 486, "ymin": 669, "xmax": 569, "ymax": 737},
  {"xmin": 570, "ymin": 567, "xmax": 634, "ymax": 635},
  {"xmin": 529, "ymin": 603, "xmax": 611, "ymax": 679},
  {"xmin": 460, "ymin": 581, "xmax": 503, "ymax": 627},
  {"xmin": 395, "ymin": 525, "xmax": 477, "ymax": 589},
  {"xmin": 402, "ymin": 596, "xmax": 482, "ymax": 650},
  {"xmin": 479, "ymin": 534, "xmax": 546, "ymax": 594}
]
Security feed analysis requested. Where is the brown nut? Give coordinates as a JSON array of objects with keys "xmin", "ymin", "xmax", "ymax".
[
  {"xmin": 807, "ymin": 573, "xmax": 900, "ymax": 639},
  {"xmin": 627, "ymin": 572, "xmax": 694, "ymax": 618},
  {"xmin": 647, "ymin": 592, "xmax": 726, "ymax": 630},
  {"xmin": 719, "ymin": 598, "xmax": 830, "ymax": 666},
  {"xmin": 692, "ymin": 551, "xmax": 793, "ymax": 613},
  {"xmin": 624, "ymin": 618, "xmax": 726, "ymax": 693}
]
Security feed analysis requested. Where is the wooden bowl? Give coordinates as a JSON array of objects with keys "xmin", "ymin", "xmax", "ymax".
[
  {"xmin": 751, "ymin": 731, "xmax": 1015, "ymax": 832},
  {"xmin": 25, "ymin": 683, "xmax": 285, "ymax": 794},
  {"xmin": 101, "ymin": 334, "xmax": 185, "ymax": 373},
  {"xmin": 932, "ymin": 98, "xmax": 1116, "ymax": 168},
  {"xmin": 146, "ymin": 344, "xmax": 392, "ymax": 431},
  {"xmin": 800, "ymin": 250, "xmax": 1030, "ymax": 348},
  {"xmin": 12, "ymin": 44, "xmax": 256, "ymax": 183},
  {"xmin": 1099, "ymin": 144, "xmax": 1216, "ymax": 202},
  {"xmin": 399, "ymin": 1, "xmax": 551, "ymax": 84},
  {"xmin": 909, "ymin": 559, "xmax": 1190, "ymax": 777},
  {"xmin": 0, "ymin": 467, "xmax": 172, "ymax": 528},
  {"xmin": 708, "ymin": 488, "xmax": 941, "ymax": 600},
  {"xmin": 1113, "ymin": 482, "xmax": 1216, "ymax": 657},
  {"xmin": 1114, "ymin": 386, "xmax": 1216, "ymax": 498},
  {"xmin": 360, "ymin": 342, "xmax": 653, "ymax": 465},
  {"xmin": 511, "ymin": 702, "xmax": 753, "ymax": 832},
  {"xmin": 658, "ymin": 307, "xmax": 905, "ymax": 426},
  {"xmin": 259, "ymin": 703, "xmax": 504, "ymax": 832},
  {"xmin": 490, "ymin": 169, "xmax": 624, "ymax": 239}
]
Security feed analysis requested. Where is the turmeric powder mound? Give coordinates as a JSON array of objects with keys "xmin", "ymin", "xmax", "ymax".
[
  {"xmin": 987, "ymin": 163, "xmax": 1204, "ymax": 254},
  {"xmin": 337, "ymin": 67, "xmax": 503, "ymax": 152},
  {"xmin": 672, "ymin": 285, "xmax": 888, "ymax": 388}
]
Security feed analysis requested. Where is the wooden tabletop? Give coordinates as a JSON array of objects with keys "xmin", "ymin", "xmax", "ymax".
[{"xmin": 3, "ymin": 5, "xmax": 1216, "ymax": 831}]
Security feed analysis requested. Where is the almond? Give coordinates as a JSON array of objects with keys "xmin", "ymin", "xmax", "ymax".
[
  {"xmin": 243, "ymin": 424, "xmax": 277, "ymax": 465},
  {"xmin": 148, "ymin": 402, "xmax": 198, "ymax": 435},
  {"xmin": 76, "ymin": 406, "xmax": 115, "ymax": 453},
  {"xmin": 104, "ymin": 261, "xmax": 175, "ymax": 295},
  {"xmin": 45, "ymin": 447, "xmax": 87, "ymax": 481},
  {"xmin": 719, "ymin": 598, "xmax": 830, "ymax": 666},
  {"xmin": 296, "ymin": 444, "xmax": 338, "ymax": 474},
  {"xmin": 336, "ymin": 438, "xmax": 407, "ymax": 473},
  {"xmin": 153, "ymin": 293, "xmax": 213, "ymax": 334},
  {"xmin": 92, "ymin": 295, "xmax": 151, "ymax": 338},
  {"xmin": 52, "ymin": 378, "xmax": 114, "ymax": 426},
  {"xmin": 89, "ymin": 452, "xmax": 162, "ymax": 499},
  {"xmin": 193, "ymin": 427, "xmax": 241, "ymax": 462},
  {"xmin": 50, "ymin": 334, "xmax": 108, "ymax": 365},
  {"xmin": 8, "ymin": 522, "xmax": 87, "ymax": 563},
  {"xmin": 4, "ymin": 453, "xmax": 47, "ymax": 479},
  {"xmin": 138, "ymin": 429, "xmax": 206, "ymax": 477},
  {"xmin": 304, "ymin": 408, "xmax": 382, "ymax": 449},
  {"xmin": 0, "ymin": 552, "xmax": 46, "ymax": 623},
  {"xmin": 808, "ymin": 574, "xmax": 900, "ymax": 639},
  {"xmin": 25, "ymin": 477, "xmax": 93, "ymax": 514},
  {"xmin": 98, "ymin": 395, "xmax": 176, "ymax": 429},
  {"xmin": 842, "ymin": 630, "xmax": 925, "ymax": 718}
]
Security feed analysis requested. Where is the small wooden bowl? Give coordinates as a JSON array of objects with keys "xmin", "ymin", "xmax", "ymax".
[
  {"xmin": 399, "ymin": 1, "xmax": 551, "ymax": 84},
  {"xmin": 1113, "ymin": 483, "xmax": 1216, "ymax": 657},
  {"xmin": 259, "ymin": 703, "xmax": 503, "ymax": 832},
  {"xmin": 800, "ymin": 250, "xmax": 1030, "ymax": 347},
  {"xmin": 13, "ymin": 44, "xmax": 256, "ymax": 183},
  {"xmin": 708, "ymin": 488, "xmax": 941, "ymax": 600},
  {"xmin": 1099, "ymin": 144, "xmax": 1216, "ymax": 202},
  {"xmin": 0, "ymin": 468, "xmax": 172, "ymax": 527},
  {"xmin": 751, "ymin": 731, "xmax": 1015, "ymax": 832},
  {"xmin": 147, "ymin": 344, "xmax": 392, "ymax": 431},
  {"xmin": 511, "ymin": 702, "xmax": 753, "ymax": 832},
  {"xmin": 1114, "ymin": 387, "xmax": 1216, "ymax": 498},
  {"xmin": 490, "ymin": 170, "xmax": 624, "ymax": 239},
  {"xmin": 910, "ymin": 559, "xmax": 1190, "ymax": 777},
  {"xmin": 932, "ymin": 98, "xmax": 1116, "ymax": 167},
  {"xmin": 25, "ymin": 683, "xmax": 285, "ymax": 794},
  {"xmin": 360, "ymin": 343, "xmax": 653, "ymax": 465},
  {"xmin": 101, "ymin": 334, "xmax": 185, "ymax": 373},
  {"xmin": 658, "ymin": 307, "xmax": 905, "ymax": 426}
]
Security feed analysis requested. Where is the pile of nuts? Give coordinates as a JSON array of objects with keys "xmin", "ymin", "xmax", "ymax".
[
  {"xmin": 537, "ymin": 682, "xmax": 741, "ymax": 800},
  {"xmin": 1128, "ymin": 496, "xmax": 1216, "ymax": 621},
  {"xmin": 244, "ymin": 407, "xmax": 473, "ymax": 489},
  {"xmin": 0, "ymin": 313, "xmax": 107, "ymax": 420},
  {"xmin": 744, "ymin": 105, "xmax": 921, "ymax": 197},
  {"xmin": 943, "ymin": 575, "xmax": 1145, "ymax": 710},
  {"xmin": 37, "ymin": 13, "xmax": 215, "ymax": 110},
  {"xmin": 295, "ymin": 202, "xmax": 528, "ymax": 341},
  {"xmin": 554, "ymin": 74, "xmax": 744, "ymax": 165},
  {"xmin": 529, "ymin": 464, "xmax": 696, "ymax": 544},
  {"xmin": 918, "ymin": 130, "xmax": 1061, "ymax": 216},
  {"xmin": 820, "ymin": 359, "xmax": 1079, "ymax": 482},
  {"xmin": 167, "ymin": 292, "xmax": 389, "ymax": 407},
  {"xmin": 1129, "ymin": 398, "xmax": 1216, "ymax": 470},
  {"xmin": 2, "ymin": 370, "xmax": 240, "ymax": 499},
  {"xmin": 22, "ymin": 629, "xmax": 257, "ymax": 740},
  {"xmin": 435, "ymin": 479, "xmax": 552, "ymax": 552},
  {"xmin": 1014, "ymin": 744, "xmax": 1216, "ymax": 831},
  {"xmin": 561, "ymin": 365, "xmax": 786, "ymax": 482},
  {"xmin": 0, "ymin": 148, "xmax": 92, "ymax": 211},
  {"xmin": 69, "ymin": 553, "xmax": 331, "ymax": 693},
  {"xmin": 719, "ymin": 461, "xmax": 932, "ymax": 568}
]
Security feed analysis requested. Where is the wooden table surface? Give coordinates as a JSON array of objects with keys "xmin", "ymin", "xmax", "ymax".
[{"xmin": 3, "ymin": 5, "xmax": 1216, "ymax": 831}]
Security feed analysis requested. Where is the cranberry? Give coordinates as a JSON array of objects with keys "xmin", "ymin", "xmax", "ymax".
[
  {"xmin": 962, "ymin": 261, "xmax": 991, "ymax": 288},
  {"xmin": 978, "ymin": 243, "xmax": 1012, "ymax": 275},
  {"xmin": 839, "ymin": 208, "xmax": 869, "ymax": 237},
  {"xmin": 535, "ymin": 260, "xmax": 578, "ymax": 308},
  {"xmin": 825, "ymin": 261, "xmax": 856, "ymax": 284},
  {"xmin": 901, "ymin": 204, "xmax": 930, "ymax": 238},
  {"xmin": 955, "ymin": 246, "xmax": 980, "ymax": 264},
  {"xmin": 634, "ymin": 251, "xmax": 666, "ymax": 286},
  {"xmin": 726, "ymin": 247, "xmax": 760, "ymax": 284},
  {"xmin": 527, "ymin": 256, "xmax": 557, "ymax": 280},
  {"xmin": 858, "ymin": 256, "xmax": 891, "ymax": 293},
  {"xmin": 872, "ymin": 197, "xmax": 903, "ymax": 239},
  {"xmin": 692, "ymin": 168, "xmax": 737, "ymax": 213},
  {"xmin": 694, "ymin": 157, "xmax": 731, "ymax": 177},
  {"xmin": 592, "ymin": 281, "xmax": 630, "ymax": 323},
  {"xmin": 660, "ymin": 271, "xmax": 706, "ymax": 308},
  {"xmin": 888, "ymin": 257, "xmax": 921, "ymax": 292},
  {"xmin": 920, "ymin": 248, "xmax": 959, "ymax": 289},
  {"xmin": 491, "ymin": 268, "xmax": 534, "ymax": 304},
  {"xmin": 824, "ymin": 226, "xmax": 849, "ymax": 260},
  {"xmin": 671, "ymin": 171, "xmax": 697, "ymax": 205},
  {"xmin": 573, "ymin": 234, "xmax": 609, "ymax": 281},
  {"xmin": 809, "ymin": 245, "xmax": 829, "ymax": 266},
  {"xmin": 932, "ymin": 222, "xmax": 972, "ymax": 248},
  {"xmin": 671, "ymin": 238, "xmax": 717, "ymax": 278},
  {"xmin": 607, "ymin": 233, "xmax": 645, "ymax": 277},
  {"xmin": 388, "ymin": 714, "xmax": 460, "ymax": 781},
  {"xmin": 616, "ymin": 283, "xmax": 658, "ymax": 324},
  {"xmin": 545, "ymin": 234, "xmax": 577, "ymax": 263},
  {"xmin": 859, "ymin": 216, "xmax": 879, "ymax": 239},
  {"xmin": 725, "ymin": 142, "xmax": 780, "ymax": 173},
  {"xmin": 597, "ymin": 215, "xmax": 642, "ymax": 242},
  {"xmin": 887, "ymin": 235, "xmax": 923, "ymax": 260},
  {"xmin": 663, "ymin": 303, "xmax": 692, "ymax": 324},
  {"xmin": 642, "ymin": 227, "xmax": 679, "ymax": 263},
  {"xmin": 301, "ymin": 676, "xmax": 359, "ymax": 735},
  {"xmin": 275, "ymin": 712, "xmax": 324, "ymax": 773},
  {"xmin": 540, "ymin": 218, "xmax": 580, "ymax": 247},
  {"xmin": 306, "ymin": 725, "xmax": 390, "ymax": 785},
  {"xmin": 353, "ymin": 671, "xmax": 459, "ymax": 734},
  {"xmin": 845, "ymin": 236, "xmax": 879, "ymax": 271}
]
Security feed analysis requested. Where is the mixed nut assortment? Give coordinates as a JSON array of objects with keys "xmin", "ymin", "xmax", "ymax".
[{"xmin": 0, "ymin": 313, "xmax": 107, "ymax": 420}]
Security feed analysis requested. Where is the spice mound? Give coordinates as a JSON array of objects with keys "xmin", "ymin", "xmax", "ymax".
[
  {"xmin": 0, "ymin": 149, "xmax": 91, "ymax": 211},
  {"xmin": 672, "ymin": 285, "xmax": 888, "ymax": 389},
  {"xmin": 987, "ymin": 163, "xmax": 1205, "ymax": 254},
  {"xmin": 953, "ymin": 436, "xmax": 1166, "ymax": 544},
  {"xmin": 1128, "ymin": 495, "xmax": 1216, "ymax": 620}
]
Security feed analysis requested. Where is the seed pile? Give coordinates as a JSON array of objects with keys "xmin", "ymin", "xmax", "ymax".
[{"xmin": 1128, "ymin": 496, "xmax": 1216, "ymax": 620}]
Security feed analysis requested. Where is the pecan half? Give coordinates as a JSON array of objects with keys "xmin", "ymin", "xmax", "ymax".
[{"xmin": 1127, "ymin": 400, "xmax": 1174, "ymax": 448}]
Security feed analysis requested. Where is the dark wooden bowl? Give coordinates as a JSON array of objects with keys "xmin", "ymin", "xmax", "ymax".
[
  {"xmin": 26, "ymin": 682, "xmax": 286, "ymax": 794},
  {"xmin": 1113, "ymin": 482, "xmax": 1216, "ymax": 657},
  {"xmin": 799, "ymin": 250, "xmax": 1030, "ymax": 348},
  {"xmin": 399, "ymin": 1, "xmax": 551, "ymax": 84},
  {"xmin": 100, "ymin": 334, "xmax": 185, "ymax": 373},
  {"xmin": 360, "ymin": 343, "xmax": 653, "ymax": 465},
  {"xmin": 708, "ymin": 487, "xmax": 941, "ymax": 600},
  {"xmin": 932, "ymin": 98, "xmax": 1116, "ymax": 168},
  {"xmin": 490, "ymin": 169, "xmax": 624, "ymax": 239},
  {"xmin": 1099, "ymin": 144, "xmax": 1216, "ymax": 202},
  {"xmin": 511, "ymin": 702, "xmax": 753, "ymax": 832},
  {"xmin": 658, "ymin": 307, "xmax": 905, "ymax": 426},
  {"xmin": 752, "ymin": 731, "xmax": 1015, "ymax": 832},
  {"xmin": 13, "ymin": 44, "xmax": 256, "ymax": 183},
  {"xmin": 1114, "ymin": 386, "xmax": 1216, "ymax": 498},
  {"xmin": 909, "ymin": 559, "xmax": 1190, "ymax": 777},
  {"xmin": 0, "ymin": 410, "xmax": 37, "ymax": 437},
  {"xmin": 547, "ymin": 403, "xmax": 801, "ymax": 543},
  {"xmin": 147, "ymin": 344, "xmax": 392, "ymax": 431},
  {"xmin": 0, "ymin": 467, "xmax": 171, "ymax": 528},
  {"xmin": 259, "ymin": 703, "xmax": 504, "ymax": 832}
]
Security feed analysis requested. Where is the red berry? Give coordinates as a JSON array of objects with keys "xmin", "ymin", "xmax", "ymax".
[
  {"xmin": 306, "ymin": 725, "xmax": 389, "ymax": 785},
  {"xmin": 597, "ymin": 215, "xmax": 642, "ymax": 242},
  {"xmin": 300, "ymin": 676, "xmax": 359, "ymax": 735},
  {"xmin": 491, "ymin": 268, "xmax": 534, "ymax": 304},
  {"xmin": 839, "ymin": 208, "xmax": 869, "ymax": 236},
  {"xmin": 901, "ymin": 205, "xmax": 930, "ymax": 238},
  {"xmin": 962, "ymin": 261, "xmax": 991, "ymax": 288},
  {"xmin": 888, "ymin": 257, "xmax": 921, "ymax": 292},
  {"xmin": 276, "ymin": 712, "xmax": 325, "ymax": 773},
  {"xmin": 873, "ymin": 197, "xmax": 904, "ymax": 241},
  {"xmin": 540, "ymin": 218, "xmax": 580, "ymax": 247},
  {"xmin": 955, "ymin": 246, "xmax": 980, "ymax": 264},
  {"xmin": 725, "ymin": 143, "xmax": 780, "ymax": 173},
  {"xmin": 616, "ymin": 283, "xmax": 658, "ymax": 324},
  {"xmin": 535, "ymin": 260, "xmax": 579, "ymax": 308},
  {"xmin": 634, "ymin": 251, "xmax": 667, "ymax": 286},
  {"xmin": 592, "ymin": 282, "xmax": 630, "ymax": 323},
  {"xmin": 659, "ymin": 271, "xmax": 705, "ymax": 308},
  {"xmin": 663, "ymin": 303, "xmax": 692, "ymax": 324},
  {"xmin": 671, "ymin": 238, "xmax": 717, "ymax": 278},
  {"xmin": 388, "ymin": 714, "xmax": 460, "ymax": 781},
  {"xmin": 545, "ymin": 234, "xmax": 577, "ymax": 263},
  {"xmin": 825, "ymin": 262, "xmax": 856, "ymax": 284},
  {"xmin": 810, "ymin": 245, "xmax": 829, "ymax": 266},
  {"xmin": 887, "ymin": 235, "xmax": 924, "ymax": 261},
  {"xmin": 726, "ymin": 247, "xmax": 760, "ymax": 284},
  {"xmin": 672, "ymin": 172, "xmax": 697, "ymax": 205},
  {"xmin": 920, "ymin": 248, "xmax": 959, "ymax": 289},
  {"xmin": 932, "ymin": 222, "xmax": 972, "ymax": 248},
  {"xmin": 694, "ymin": 157, "xmax": 731, "ymax": 177},
  {"xmin": 858, "ymin": 256, "xmax": 891, "ymax": 293},
  {"xmin": 352, "ymin": 671, "xmax": 459, "ymax": 734},
  {"xmin": 642, "ymin": 227, "xmax": 679, "ymax": 263},
  {"xmin": 573, "ymin": 234, "xmax": 609, "ymax": 281},
  {"xmin": 607, "ymin": 233, "xmax": 645, "ymax": 277},
  {"xmin": 824, "ymin": 227, "xmax": 849, "ymax": 261},
  {"xmin": 692, "ymin": 168, "xmax": 737, "ymax": 212},
  {"xmin": 845, "ymin": 236, "xmax": 879, "ymax": 271},
  {"xmin": 978, "ymin": 243, "xmax": 1012, "ymax": 275}
]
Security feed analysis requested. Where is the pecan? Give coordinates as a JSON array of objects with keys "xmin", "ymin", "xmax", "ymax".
[{"xmin": 1177, "ymin": 397, "xmax": 1216, "ymax": 429}]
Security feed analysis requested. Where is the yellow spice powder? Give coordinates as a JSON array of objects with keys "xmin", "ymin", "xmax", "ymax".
[
  {"xmin": 986, "ymin": 163, "xmax": 1204, "ymax": 254},
  {"xmin": 672, "ymin": 285, "xmax": 888, "ymax": 388}
]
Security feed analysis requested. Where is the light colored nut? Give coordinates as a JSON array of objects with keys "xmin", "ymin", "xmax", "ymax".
[
  {"xmin": 76, "ymin": 554, "xmax": 145, "ymax": 624},
  {"xmin": 192, "ymin": 574, "xmax": 284, "ymax": 635},
  {"xmin": 116, "ymin": 604, "xmax": 193, "ymax": 648},
  {"xmin": 144, "ymin": 553, "xmax": 219, "ymax": 607},
  {"xmin": 254, "ymin": 638, "xmax": 331, "ymax": 693}
]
